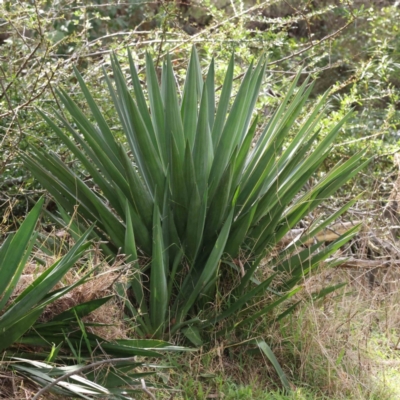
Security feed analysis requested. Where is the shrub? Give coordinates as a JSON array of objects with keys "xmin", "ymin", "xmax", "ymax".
[{"xmin": 23, "ymin": 47, "xmax": 368, "ymax": 343}]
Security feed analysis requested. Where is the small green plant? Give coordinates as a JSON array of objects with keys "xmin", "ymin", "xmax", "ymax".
[
  {"xmin": 23, "ymin": 47, "xmax": 367, "ymax": 346},
  {"xmin": 0, "ymin": 197, "xmax": 92, "ymax": 351},
  {"xmin": 0, "ymin": 197, "xmax": 186, "ymax": 398}
]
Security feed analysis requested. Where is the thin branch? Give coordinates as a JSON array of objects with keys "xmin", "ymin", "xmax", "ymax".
[
  {"xmin": 0, "ymin": 67, "xmax": 23, "ymax": 172},
  {"xmin": 0, "ymin": 65, "xmax": 58, "ymax": 119},
  {"xmin": 283, "ymin": 0, "xmax": 313, "ymax": 41},
  {"xmin": 268, "ymin": 16, "xmax": 354, "ymax": 66},
  {"xmin": 329, "ymin": 257, "xmax": 400, "ymax": 269},
  {"xmin": 155, "ymin": 1, "xmax": 169, "ymax": 69},
  {"xmin": 280, "ymin": 221, "xmax": 362, "ymax": 246},
  {"xmin": 33, "ymin": 0, "xmax": 43, "ymax": 37},
  {"xmin": 0, "ymin": 42, "xmax": 41, "ymax": 102}
]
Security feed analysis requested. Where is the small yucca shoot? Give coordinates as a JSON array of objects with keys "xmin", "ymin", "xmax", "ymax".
[
  {"xmin": 0, "ymin": 197, "xmax": 93, "ymax": 352},
  {"xmin": 0, "ymin": 196, "xmax": 187, "ymax": 397},
  {"xmin": 23, "ymin": 47, "xmax": 367, "ymax": 342}
]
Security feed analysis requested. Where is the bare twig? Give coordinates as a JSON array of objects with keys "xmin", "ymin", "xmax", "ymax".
[
  {"xmin": 283, "ymin": 0, "xmax": 314, "ymax": 41},
  {"xmin": 155, "ymin": 1, "xmax": 171, "ymax": 70},
  {"xmin": 0, "ymin": 67, "xmax": 23, "ymax": 172},
  {"xmin": 0, "ymin": 42, "xmax": 41, "ymax": 102},
  {"xmin": 33, "ymin": 0, "xmax": 43, "ymax": 37},
  {"xmin": 0, "ymin": 65, "xmax": 58, "ymax": 119}
]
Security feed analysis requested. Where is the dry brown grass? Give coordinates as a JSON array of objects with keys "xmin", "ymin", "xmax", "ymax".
[
  {"xmin": 0, "ymin": 369, "xmax": 63, "ymax": 400},
  {"xmin": 0, "ymin": 241, "xmax": 132, "ymax": 399},
  {"xmin": 11, "ymin": 241, "xmax": 130, "ymax": 342},
  {"xmin": 176, "ymin": 189, "xmax": 400, "ymax": 399},
  {"xmin": 271, "ymin": 202, "xmax": 400, "ymax": 399}
]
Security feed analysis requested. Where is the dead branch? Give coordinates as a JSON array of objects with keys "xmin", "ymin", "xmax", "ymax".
[
  {"xmin": 326, "ymin": 257, "xmax": 400, "ymax": 269},
  {"xmin": 280, "ymin": 221, "xmax": 362, "ymax": 246}
]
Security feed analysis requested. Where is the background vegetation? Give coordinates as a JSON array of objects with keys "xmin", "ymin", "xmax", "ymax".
[{"xmin": 1, "ymin": 0, "xmax": 400, "ymax": 399}]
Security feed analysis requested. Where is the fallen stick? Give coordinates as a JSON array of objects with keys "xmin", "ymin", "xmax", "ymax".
[
  {"xmin": 280, "ymin": 221, "xmax": 362, "ymax": 246},
  {"xmin": 326, "ymin": 257, "xmax": 400, "ymax": 269}
]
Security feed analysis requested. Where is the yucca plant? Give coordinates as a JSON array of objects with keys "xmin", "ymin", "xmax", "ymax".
[
  {"xmin": 0, "ymin": 196, "xmax": 186, "ymax": 398},
  {"xmin": 0, "ymin": 196, "xmax": 93, "ymax": 351},
  {"xmin": 22, "ymin": 47, "xmax": 368, "ymax": 343}
]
